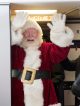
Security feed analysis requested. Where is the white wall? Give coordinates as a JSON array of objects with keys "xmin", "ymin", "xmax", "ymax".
[{"xmin": 0, "ymin": 4, "xmax": 11, "ymax": 106}]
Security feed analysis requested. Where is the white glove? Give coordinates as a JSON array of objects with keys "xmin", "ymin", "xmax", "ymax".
[
  {"xmin": 12, "ymin": 12, "xmax": 29, "ymax": 31},
  {"xmin": 11, "ymin": 27, "xmax": 23, "ymax": 45},
  {"xmin": 47, "ymin": 13, "xmax": 66, "ymax": 33},
  {"xmin": 47, "ymin": 13, "xmax": 74, "ymax": 47}
]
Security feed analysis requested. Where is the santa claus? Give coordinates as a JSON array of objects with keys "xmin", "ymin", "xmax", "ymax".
[{"xmin": 11, "ymin": 12, "xmax": 74, "ymax": 106}]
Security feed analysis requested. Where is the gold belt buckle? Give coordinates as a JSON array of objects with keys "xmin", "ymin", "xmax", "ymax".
[{"xmin": 21, "ymin": 67, "xmax": 36, "ymax": 84}]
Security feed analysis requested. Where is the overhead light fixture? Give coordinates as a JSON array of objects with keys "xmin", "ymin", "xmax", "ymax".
[{"xmin": 15, "ymin": 10, "xmax": 57, "ymax": 15}]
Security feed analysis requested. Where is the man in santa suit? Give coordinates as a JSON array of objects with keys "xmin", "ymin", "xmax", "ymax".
[{"xmin": 11, "ymin": 12, "xmax": 74, "ymax": 106}]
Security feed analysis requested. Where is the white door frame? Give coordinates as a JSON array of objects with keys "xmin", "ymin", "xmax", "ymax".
[{"xmin": 0, "ymin": 4, "xmax": 11, "ymax": 106}]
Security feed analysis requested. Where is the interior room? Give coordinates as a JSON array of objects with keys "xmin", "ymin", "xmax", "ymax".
[{"xmin": 10, "ymin": 2, "xmax": 80, "ymax": 106}]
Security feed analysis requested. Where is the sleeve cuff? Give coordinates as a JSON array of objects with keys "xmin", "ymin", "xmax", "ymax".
[{"xmin": 50, "ymin": 27, "xmax": 74, "ymax": 47}]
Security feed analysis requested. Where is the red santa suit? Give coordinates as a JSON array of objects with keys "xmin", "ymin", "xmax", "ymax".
[{"xmin": 11, "ymin": 13, "xmax": 74, "ymax": 106}]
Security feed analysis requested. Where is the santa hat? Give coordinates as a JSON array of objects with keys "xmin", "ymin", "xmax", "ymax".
[{"xmin": 22, "ymin": 19, "xmax": 43, "ymax": 37}]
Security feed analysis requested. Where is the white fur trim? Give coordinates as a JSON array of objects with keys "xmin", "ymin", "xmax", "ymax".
[
  {"xmin": 49, "ymin": 103, "xmax": 61, "ymax": 106},
  {"xmin": 50, "ymin": 26, "xmax": 74, "ymax": 47},
  {"xmin": 23, "ymin": 46, "xmax": 41, "ymax": 69},
  {"xmin": 23, "ymin": 46, "xmax": 44, "ymax": 106},
  {"xmin": 22, "ymin": 19, "xmax": 43, "ymax": 37},
  {"xmin": 23, "ymin": 79, "xmax": 43, "ymax": 106}
]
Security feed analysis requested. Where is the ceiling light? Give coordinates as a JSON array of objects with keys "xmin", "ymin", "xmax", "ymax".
[{"xmin": 15, "ymin": 10, "xmax": 57, "ymax": 15}]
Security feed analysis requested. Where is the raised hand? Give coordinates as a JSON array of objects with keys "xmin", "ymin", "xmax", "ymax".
[
  {"xmin": 47, "ymin": 13, "xmax": 74, "ymax": 47},
  {"xmin": 47, "ymin": 13, "xmax": 66, "ymax": 32},
  {"xmin": 12, "ymin": 12, "xmax": 29, "ymax": 31}
]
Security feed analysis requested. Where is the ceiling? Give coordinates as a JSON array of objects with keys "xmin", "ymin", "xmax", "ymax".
[{"xmin": 10, "ymin": 1, "xmax": 80, "ymax": 19}]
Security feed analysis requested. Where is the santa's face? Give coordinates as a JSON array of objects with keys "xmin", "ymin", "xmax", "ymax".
[
  {"xmin": 22, "ymin": 28, "xmax": 38, "ymax": 41},
  {"xmin": 21, "ymin": 28, "xmax": 41, "ymax": 48}
]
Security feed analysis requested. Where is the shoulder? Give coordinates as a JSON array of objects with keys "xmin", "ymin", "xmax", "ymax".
[
  {"xmin": 12, "ymin": 45, "xmax": 23, "ymax": 50},
  {"xmin": 40, "ymin": 41, "xmax": 59, "ymax": 49},
  {"xmin": 40, "ymin": 41, "xmax": 56, "ymax": 52},
  {"xmin": 11, "ymin": 45, "xmax": 25, "ymax": 55},
  {"xmin": 41, "ymin": 42, "xmax": 52, "ymax": 48}
]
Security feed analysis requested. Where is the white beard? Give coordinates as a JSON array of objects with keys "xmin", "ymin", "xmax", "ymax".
[
  {"xmin": 20, "ymin": 36, "xmax": 43, "ymax": 49},
  {"xmin": 22, "ymin": 43, "xmax": 44, "ymax": 106},
  {"xmin": 23, "ymin": 46, "xmax": 41, "ymax": 70}
]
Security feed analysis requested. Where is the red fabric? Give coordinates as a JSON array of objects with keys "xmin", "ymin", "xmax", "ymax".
[{"xmin": 11, "ymin": 42, "xmax": 69, "ymax": 106}]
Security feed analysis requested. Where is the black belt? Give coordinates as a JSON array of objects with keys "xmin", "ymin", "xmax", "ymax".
[{"xmin": 12, "ymin": 69, "xmax": 51, "ymax": 80}]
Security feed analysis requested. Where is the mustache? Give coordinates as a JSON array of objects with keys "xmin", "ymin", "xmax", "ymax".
[{"xmin": 20, "ymin": 38, "xmax": 41, "ymax": 49}]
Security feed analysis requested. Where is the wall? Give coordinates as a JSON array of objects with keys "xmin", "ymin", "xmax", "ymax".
[{"xmin": 64, "ymin": 23, "xmax": 80, "ymax": 106}]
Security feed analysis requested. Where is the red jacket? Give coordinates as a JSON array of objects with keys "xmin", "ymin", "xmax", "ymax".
[{"xmin": 11, "ymin": 42, "xmax": 69, "ymax": 106}]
